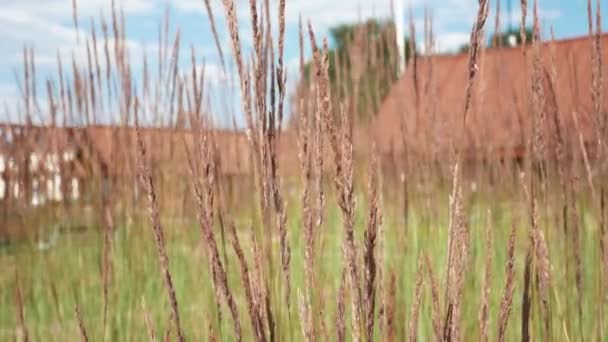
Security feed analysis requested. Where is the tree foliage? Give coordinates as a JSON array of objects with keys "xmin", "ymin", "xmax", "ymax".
[
  {"xmin": 459, "ymin": 27, "xmax": 534, "ymax": 53},
  {"xmin": 299, "ymin": 19, "xmax": 415, "ymax": 122}
]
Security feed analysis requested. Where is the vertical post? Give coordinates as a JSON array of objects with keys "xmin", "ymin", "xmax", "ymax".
[{"xmin": 394, "ymin": 0, "xmax": 406, "ymax": 75}]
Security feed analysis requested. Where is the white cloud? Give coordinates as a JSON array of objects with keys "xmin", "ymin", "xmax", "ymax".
[
  {"xmin": 0, "ymin": 7, "xmax": 152, "ymax": 77},
  {"xmin": 433, "ymin": 32, "xmax": 471, "ymax": 53},
  {"xmin": 0, "ymin": 83, "xmax": 19, "ymax": 117},
  {"xmin": 0, "ymin": 0, "xmax": 155, "ymax": 19},
  {"xmin": 0, "ymin": 0, "xmax": 571, "ymax": 126}
]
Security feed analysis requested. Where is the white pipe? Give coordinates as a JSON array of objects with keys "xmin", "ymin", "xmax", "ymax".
[{"xmin": 394, "ymin": 0, "xmax": 406, "ymax": 75}]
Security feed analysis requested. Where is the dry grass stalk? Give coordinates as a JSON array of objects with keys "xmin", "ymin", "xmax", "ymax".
[
  {"xmin": 249, "ymin": 227, "xmax": 273, "ymax": 341},
  {"xmin": 221, "ymin": 0, "xmax": 253, "ymax": 131},
  {"xmin": 479, "ymin": 213, "xmax": 493, "ymax": 342},
  {"xmin": 567, "ymin": 177, "xmax": 585, "ymax": 340},
  {"xmin": 530, "ymin": 0, "xmax": 547, "ymax": 163},
  {"xmin": 337, "ymin": 269, "xmax": 348, "ymax": 342},
  {"xmin": 277, "ymin": 0, "xmax": 287, "ymax": 129},
  {"xmin": 522, "ymin": 174, "xmax": 552, "ymax": 340},
  {"xmin": 530, "ymin": 6, "xmax": 553, "ymax": 338},
  {"xmin": 596, "ymin": 0, "xmax": 604, "ymax": 136},
  {"xmin": 364, "ymin": 151, "xmax": 382, "ymax": 342},
  {"xmin": 497, "ymin": 221, "xmax": 517, "ymax": 342},
  {"xmin": 101, "ymin": 199, "xmax": 114, "ymax": 333},
  {"xmin": 461, "ymin": 0, "xmax": 489, "ymax": 131},
  {"xmin": 229, "ymin": 223, "xmax": 267, "ymax": 342},
  {"xmin": 424, "ymin": 254, "xmax": 442, "ymax": 341},
  {"xmin": 74, "ymin": 305, "xmax": 88, "ymax": 342},
  {"xmin": 297, "ymin": 64, "xmax": 316, "ymax": 342},
  {"xmin": 588, "ymin": 0, "xmax": 605, "ymax": 154},
  {"xmin": 202, "ymin": 0, "xmax": 226, "ymax": 71},
  {"xmin": 534, "ymin": 217, "xmax": 552, "ymax": 340},
  {"xmin": 298, "ymin": 289, "xmax": 314, "ymax": 342},
  {"xmin": 14, "ymin": 272, "xmax": 28, "ymax": 342},
  {"xmin": 164, "ymin": 315, "xmax": 173, "ymax": 342},
  {"xmin": 386, "ymin": 270, "xmax": 397, "ymax": 342},
  {"xmin": 408, "ymin": 257, "xmax": 424, "ymax": 342},
  {"xmin": 135, "ymin": 118, "xmax": 185, "ymax": 342},
  {"xmin": 309, "ymin": 23, "xmax": 363, "ymax": 338},
  {"xmin": 259, "ymin": 3, "xmax": 292, "ymax": 328},
  {"xmin": 520, "ymin": 239, "xmax": 533, "ymax": 342},
  {"xmin": 443, "ymin": 163, "xmax": 469, "ymax": 342},
  {"xmin": 520, "ymin": 0, "xmax": 528, "ymax": 49},
  {"xmin": 142, "ymin": 298, "xmax": 157, "ymax": 342},
  {"xmin": 543, "ymin": 52, "xmax": 565, "ymax": 189},
  {"xmin": 186, "ymin": 129, "xmax": 242, "ymax": 341},
  {"xmin": 571, "ymin": 110, "xmax": 595, "ymax": 194},
  {"xmin": 338, "ymin": 113, "xmax": 364, "ymax": 342},
  {"xmin": 602, "ymin": 188, "xmax": 608, "ymax": 299},
  {"xmin": 208, "ymin": 319, "xmax": 218, "ymax": 342},
  {"xmin": 375, "ymin": 209, "xmax": 387, "ymax": 338},
  {"xmin": 441, "ymin": 3, "xmax": 489, "ymax": 334},
  {"xmin": 275, "ymin": 0, "xmax": 291, "ymax": 316},
  {"xmin": 277, "ymin": 201, "xmax": 291, "ymax": 318}
]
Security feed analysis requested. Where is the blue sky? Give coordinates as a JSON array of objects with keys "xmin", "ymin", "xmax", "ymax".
[{"xmin": 0, "ymin": 0, "xmax": 605, "ymax": 125}]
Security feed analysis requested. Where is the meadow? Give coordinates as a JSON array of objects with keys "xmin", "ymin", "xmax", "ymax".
[{"xmin": 1, "ymin": 0, "xmax": 607, "ymax": 341}]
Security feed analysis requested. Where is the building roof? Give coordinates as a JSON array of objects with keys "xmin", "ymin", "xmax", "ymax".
[
  {"xmin": 372, "ymin": 34, "xmax": 608, "ymax": 160},
  {"xmin": 0, "ymin": 123, "xmax": 302, "ymax": 178}
]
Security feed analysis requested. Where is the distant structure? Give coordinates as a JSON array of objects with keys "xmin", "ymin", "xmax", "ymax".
[
  {"xmin": 0, "ymin": 124, "xmax": 300, "ymax": 208},
  {"xmin": 394, "ymin": 0, "xmax": 406, "ymax": 75},
  {"xmin": 373, "ymin": 34, "xmax": 608, "ymax": 163}
]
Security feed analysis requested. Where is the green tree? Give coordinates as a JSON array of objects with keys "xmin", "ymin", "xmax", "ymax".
[
  {"xmin": 299, "ymin": 19, "xmax": 415, "ymax": 122},
  {"xmin": 489, "ymin": 27, "xmax": 534, "ymax": 47},
  {"xmin": 457, "ymin": 27, "xmax": 533, "ymax": 54}
]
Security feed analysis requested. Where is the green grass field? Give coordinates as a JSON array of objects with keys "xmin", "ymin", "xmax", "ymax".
[{"xmin": 1, "ymin": 186, "xmax": 604, "ymax": 341}]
